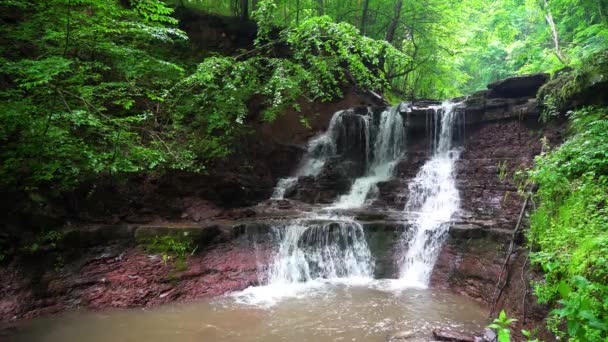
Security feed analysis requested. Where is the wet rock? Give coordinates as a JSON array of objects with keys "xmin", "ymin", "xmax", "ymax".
[
  {"xmin": 287, "ymin": 159, "xmax": 359, "ymax": 204},
  {"xmin": 0, "ymin": 232, "xmax": 267, "ymax": 322},
  {"xmin": 487, "ymin": 73, "xmax": 549, "ymax": 98},
  {"xmin": 432, "ymin": 328, "xmax": 476, "ymax": 342},
  {"xmin": 0, "ymin": 324, "xmax": 18, "ymax": 340},
  {"xmin": 482, "ymin": 329, "xmax": 497, "ymax": 342},
  {"xmin": 353, "ymin": 210, "xmax": 388, "ymax": 221},
  {"xmin": 448, "ymin": 223, "xmax": 487, "ymax": 239}
]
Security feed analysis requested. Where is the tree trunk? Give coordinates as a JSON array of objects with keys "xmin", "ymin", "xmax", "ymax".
[
  {"xmin": 252, "ymin": 0, "xmax": 257, "ymax": 11},
  {"xmin": 317, "ymin": 0, "xmax": 324, "ymax": 16},
  {"xmin": 240, "ymin": 0, "xmax": 249, "ymax": 21},
  {"xmin": 360, "ymin": 0, "xmax": 370, "ymax": 35},
  {"xmin": 296, "ymin": 0, "xmax": 300, "ymax": 24},
  {"xmin": 542, "ymin": 0, "xmax": 565, "ymax": 63},
  {"xmin": 385, "ymin": 0, "xmax": 403, "ymax": 44}
]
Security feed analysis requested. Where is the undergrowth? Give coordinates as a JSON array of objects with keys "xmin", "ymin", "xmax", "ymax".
[{"xmin": 527, "ymin": 106, "xmax": 608, "ymax": 341}]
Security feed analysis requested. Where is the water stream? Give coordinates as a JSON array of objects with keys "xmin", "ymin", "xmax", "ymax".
[
  {"xmin": 272, "ymin": 108, "xmax": 370, "ymax": 199},
  {"xmin": 331, "ymin": 105, "xmax": 406, "ymax": 208},
  {"xmin": 235, "ymin": 217, "xmax": 375, "ymax": 306},
  {"xmin": 261, "ymin": 102, "xmax": 461, "ymax": 299},
  {"xmin": 272, "ymin": 106, "xmax": 406, "ymax": 206},
  {"xmin": 398, "ymin": 101, "xmax": 462, "ymax": 287}
]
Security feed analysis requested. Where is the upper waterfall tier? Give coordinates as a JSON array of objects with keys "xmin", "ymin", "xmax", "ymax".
[{"xmin": 272, "ymin": 106, "xmax": 407, "ymax": 207}]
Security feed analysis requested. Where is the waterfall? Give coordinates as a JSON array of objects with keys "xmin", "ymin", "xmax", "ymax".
[
  {"xmin": 265, "ymin": 219, "xmax": 374, "ymax": 283},
  {"xmin": 234, "ymin": 217, "xmax": 374, "ymax": 305},
  {"xmin": 332, "ymin": 105, "xmax": 406, "ymax": 208},
  {"xmin": 397, "ymin": 101, "xmax": 461, "ymax": 287},
  {"xmin": 271, "ymin": 109, "xmax": 370, "ymax": 199},
  {"xmin": 272, "ymin": 105, "xmax": 406, "ymax": 208},
  {"xmin": 243, "ymin": 101, "xmax": 458, "ymax": 305}
]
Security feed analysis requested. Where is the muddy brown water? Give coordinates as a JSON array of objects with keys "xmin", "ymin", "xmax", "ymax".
[{"xmin": 9, "ymin": 282, "xmax": 488, "ymax": 342}]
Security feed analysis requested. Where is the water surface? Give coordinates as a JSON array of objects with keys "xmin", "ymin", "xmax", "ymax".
[{"xmin": 11, "ymin": 283, "xmax": 487, "ymax": 342}]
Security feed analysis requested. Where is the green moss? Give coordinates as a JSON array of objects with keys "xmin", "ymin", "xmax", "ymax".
[{"xmin": 537, "ymin": 53, "xmax": 608, "ymax": 120}]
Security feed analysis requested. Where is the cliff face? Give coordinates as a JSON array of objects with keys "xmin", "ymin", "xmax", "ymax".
[{"xmin": 0, "ymin": 73, "xmax": 562, "ymax": 325}]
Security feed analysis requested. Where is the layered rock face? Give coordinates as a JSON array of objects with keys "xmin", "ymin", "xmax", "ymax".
[{"xmin": 0, "ymin": 73, "xmax": 562, "ymax": 327}]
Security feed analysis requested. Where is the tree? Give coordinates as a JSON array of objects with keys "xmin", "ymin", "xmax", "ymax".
[{"xmin": 385, "ymin": 0, "xmax": 402, "ymax": 44}]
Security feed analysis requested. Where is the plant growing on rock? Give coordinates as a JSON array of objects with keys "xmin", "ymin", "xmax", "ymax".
[
  {"xmin": 144, "ymin": 235, "xmax": 194, "ymax": 271},
  {"xmin": 528, "ymin": 106, "xmax": 608, "ymax": 341},
  {"xmin": 488, "ymin": 310, "xmax": 518, "ymax": 342}
]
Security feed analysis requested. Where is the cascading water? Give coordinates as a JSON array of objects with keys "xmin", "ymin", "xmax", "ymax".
[
  {"xmin": 243, "ymin": 106, "xmax": 408, "ymax": 304},
  {"xmin": 332, "ymin": 105, "xmax": 407, "ymax": 208},
  {"xmin": 397, "ymin": 101, "xmax": 461, "ymax": 287},
  {"xmin": 272, "ymin": 106, "xmax": 406, "ymax": 206},
  {"xmin": 271, "ymin": 109, "xmax": 369, "ymax": 199},
  {"xmin": 242, "ymin": 102, "xmax": 459, "ymax": 305},
  {"xmin": 235, "ymin": 217, "xmax": 375, "ymax": 305},
  {"xmin": 266, "ymin": 219, "xmax": 374, "ymax": 283}
]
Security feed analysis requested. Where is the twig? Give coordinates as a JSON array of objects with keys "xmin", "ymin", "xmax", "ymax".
[
  {"xmin": 521, "ymin": 254, "xmax": 530, "ymax": 323},
  {"xmin": 490, "ymin": 193, "xmax": 530, "ymax": 317}
]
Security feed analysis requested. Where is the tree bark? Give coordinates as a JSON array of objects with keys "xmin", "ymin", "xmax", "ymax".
[
  {"xmin": 240, "ymin": 0, "xmax": 249, "ymax": 21},
  {"xmin": 296, "ymin": 0, "xmax": 300, "ymax": 24},
  {"xmin": 385, "ymin": 0, "xmax": 403, "ymax": 44},
  {"xmin": 542, "ymin": 0, "xmax": 565, "ymax": 63},
  {"xmin": 360, "ymin": 0, "xmax": 370, "ymax": 35}
]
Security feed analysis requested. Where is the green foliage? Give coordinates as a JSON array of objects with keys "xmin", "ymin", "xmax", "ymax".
[
  {"xmin": 21, "ymin": 230, "xmax": 66, "ymax": 271},
  {"xmin": 23, "ymin": 230, "xmax": 64, "ymax": 254},
  {"xmin": 522, "ymin": 329, "xmax": 542, "ymax": 342},
  {"xmin": 488, "ymin": 310, "xmax": 518, "ymax": 342},
  {"xmin": 1, "ymin": 1, "xmax": 417, "ymax": 198},
  {"xmin": 0, "ymin": 0, "xmax": 192, "ymax": 195},
  {"xmin": 179, "ymin": 0, "xmax": 608, "ymax": 97},
  {"xmin": 498, "ymin": 160, "xmax": 508, "ymax": 182},
  {"xmin": 172, "ymin": 15, "xmax": 410, "ymax": 159},
  {"xmin": 538, "ymin": 52, "xmax": 608, "ymax": 118},
  {"xmin": 448, "ymin": 0, "xmax": 608, "ymax": 93},
  {"xmin": 144, "ymin": 235, "xmax": 194, "ymax": 262},
  {"xmin": 528, "ymin": 107, "xmax": 608, "ymax": 341}
]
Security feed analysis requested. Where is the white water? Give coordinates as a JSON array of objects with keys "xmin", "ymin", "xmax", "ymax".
[
  {"xmin": 271, "ymin": 109, "xmax": 364, "ymax": 199},
  {"xmin": 271, "ymin": 177, "xmax": 298, "ymax": 199},
  {"xmin": 272, "ymin": 106, "xmax": 406, "ymax": 206},
  {"xmin": 398, "ymin": 101, "xmax": 461, "ymax": 288},
  {"xmin": 235, "ymin": 217, "xmax": 375, "ymax": 306},
  {"xmin": 250, "ymin": 102, "xmax": 459, "ymax": 305},
  {"xmin": 332, "ymin": 105, "xmax": 406, "ymax": 208}
]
